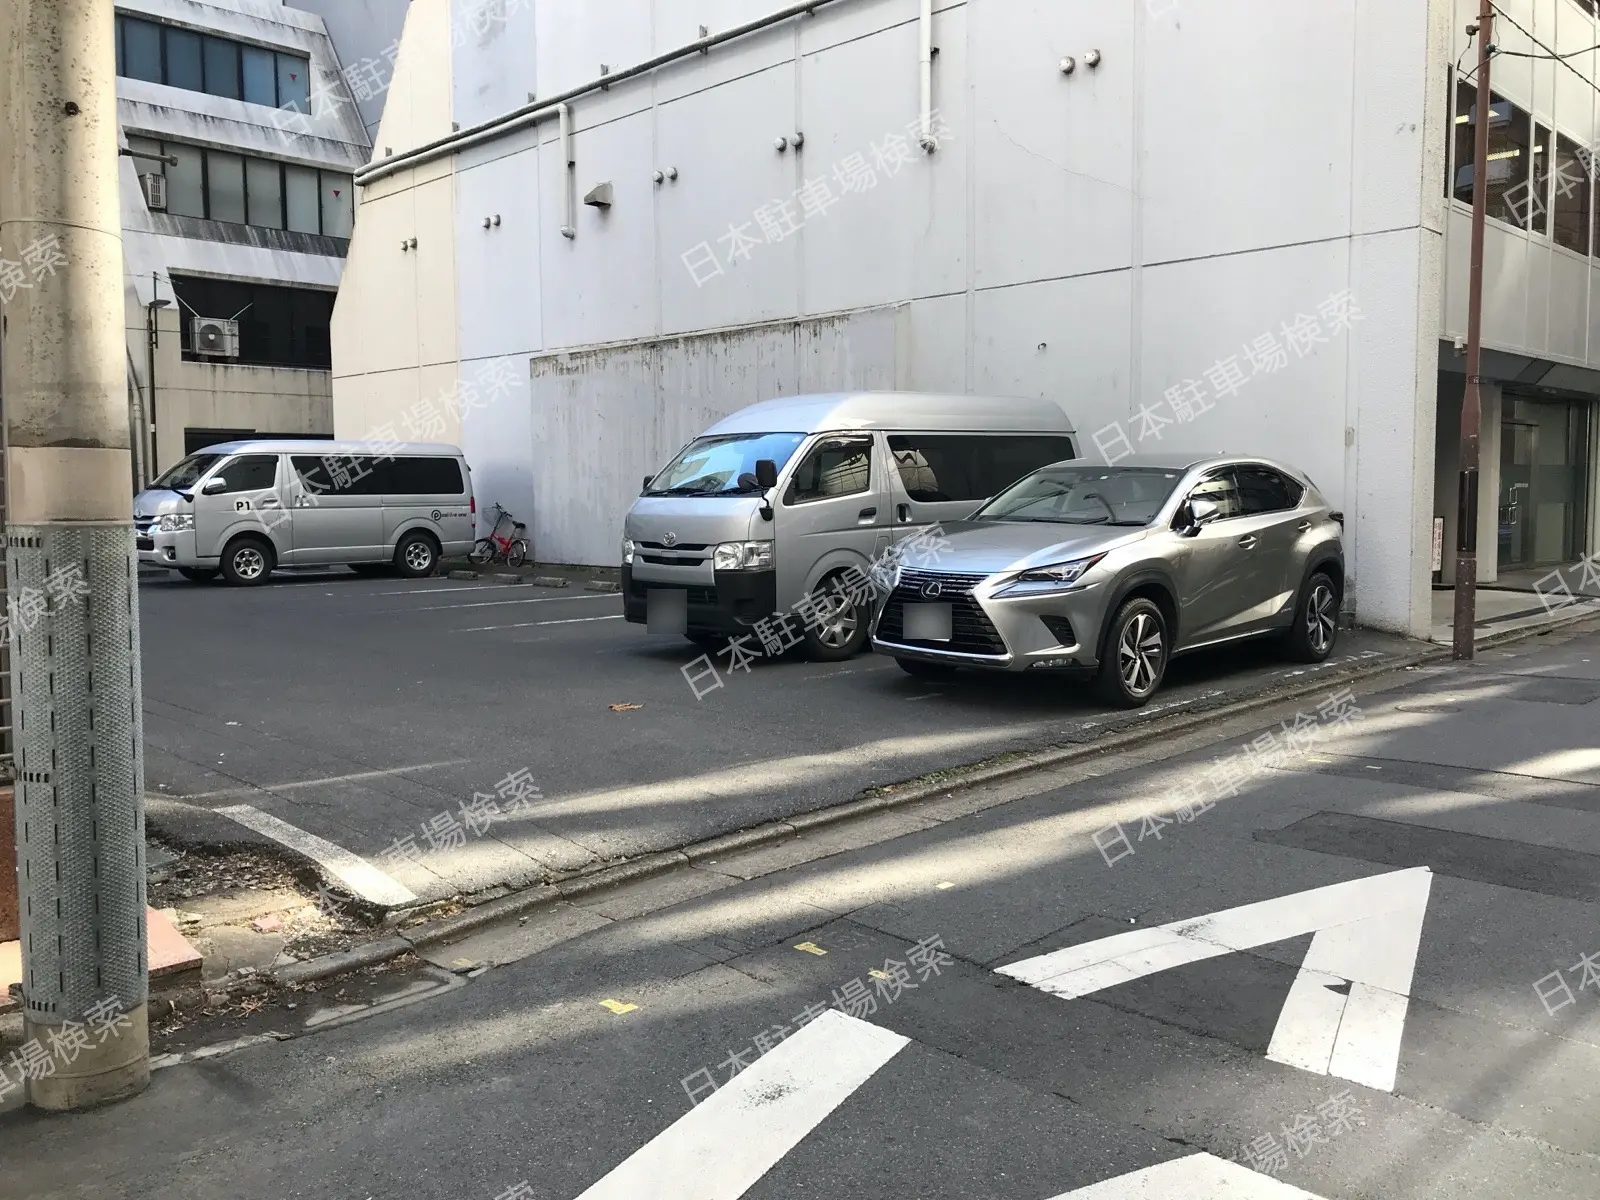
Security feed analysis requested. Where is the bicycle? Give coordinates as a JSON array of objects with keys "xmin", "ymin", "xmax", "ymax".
[{"xmin": 468, "ymin": 503, "xmax": 529, "ymax": 567}]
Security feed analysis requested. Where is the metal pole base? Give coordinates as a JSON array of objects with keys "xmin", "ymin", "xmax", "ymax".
[
  {"xmin": 23, "ymin": 1005, "xmax": 150, "ymax": 1111},
  {"xmin": 1452, "ymin": 555, "xmax": 1478, "ymax": 660}
]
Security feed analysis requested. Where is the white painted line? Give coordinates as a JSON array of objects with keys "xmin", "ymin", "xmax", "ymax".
[
  {"xmin": 213, "ymin": 804, "xmax": 418, "ymax": 907},
  {"xmin": 457, "ymin": 614, "xmax": 625, "ymax": 632},
  {"xmin": 1000, "ymin": 867, "xmax": 1433, "ymax": 1092},
  {"xmin": 574, "ymin": 1010, "xmax": 907, "ymax": 1200},
  {"xmin": 1045, "ymin": 1152, "xmax": 1331, "ymax": 1198},
  {"xmin": 180, "ymin": 759, "xmax": 470, "ymax": 801},
  {"xmin": 371, "ymin": 582, "xmax": 534, "ymax": 596},
  {"xmin": 404, "ymin": 593, "xmax": 618, "ymax": 613}
]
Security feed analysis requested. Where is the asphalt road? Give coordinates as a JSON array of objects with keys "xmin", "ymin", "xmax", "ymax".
[
  {"xmin": 5, "ymin": 622, "xmax": 1599, "ymax": 1198},
  {"xmin": 139, "ymin": 568, "xmax": 1413, "ymax": 903}
]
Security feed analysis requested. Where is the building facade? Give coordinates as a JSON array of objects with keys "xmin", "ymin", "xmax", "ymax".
[
  {"xmin": 114, "ymin": 0, "xmax": 373, "ymax": 481},
  {"xmin": 329, "ymin": 0, "xmax": 1600, "ymax": 638}
]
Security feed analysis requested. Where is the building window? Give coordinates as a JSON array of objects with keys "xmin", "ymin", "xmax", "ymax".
[
  {"xmin": 170, "ymin": 275, "xmax": 336, "ymax": 370},
  {"xmin": 1554, "ymin": 133, "xmax": 1591, "ymax": 256},
  {"xmin": 128, "ymin": 135, "xmax": 353, "ymax": 238},
  {"xmin": 1529, "ymin": 123, "xmax": 1551, "ymax": 235},
  {"xmin": 1453, "ymin": 81, "xmax": 1537, "ymax": 231},
  {"xmin": 114, "ymin": 14, "xmax": 312, "ymax": 112}
]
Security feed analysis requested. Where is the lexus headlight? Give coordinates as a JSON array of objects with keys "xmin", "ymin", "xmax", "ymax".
[
  {"xmin": 712, "ymin": 540, "xmax": 774, "ymax": 571},
  {"xmin": 999, "ymin": 553, "xmax": 1105, "ymax": 594},
  {"xmin": 622, "ymin": 536, "xmax": 635, "ymax": 565},
  {"xmin": 158, "ymin": 513, "xmax": 195, "ymax": 533}
]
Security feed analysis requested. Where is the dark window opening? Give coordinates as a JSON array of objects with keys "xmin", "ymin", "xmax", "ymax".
[
  {"xmin": 1554, "ymin": 133, "xmax": 1591, "ymax": 256},
  {"xmin": 171, "ymin": 275, "xmax": 335, "ymax": 369},
  {"xmin": 1232, "ymin": 466, "xmax": 1303, "ymax": 516},
  {"xmin": 210, "ymin": 454, "xmax": 279, "ymax": 494},
  {"xmin": 132, "ymin": 137, "xmax": 352, "ymax": 237},
  {"xmin": 786, "ymin": 436, "xmax": 873, "ymax": 504}
]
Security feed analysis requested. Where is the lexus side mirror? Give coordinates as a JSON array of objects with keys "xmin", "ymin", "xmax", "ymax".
[
  {"xmin": 754, "ymin": 459, "xmax": 778, "ymax": 490},
  {"xmin": 1183, "ymin": 498, "xmax": 1220, "ymax": 534},
  {"xmin": 201, "ymin": 476, "xmax": 227, "ymax": 494}
]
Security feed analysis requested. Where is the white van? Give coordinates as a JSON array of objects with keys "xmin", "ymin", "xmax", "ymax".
[
  {"xmin": 135, "ymin": 440, "xmax": 475, "ymax": 585},
  {"xmin": 621, "ymin": 392, "xmax": 1077, "ymax": 660}
]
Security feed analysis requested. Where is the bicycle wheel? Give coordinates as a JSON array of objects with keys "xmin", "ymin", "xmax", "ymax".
[
  {"xmin": 468, "ymin": 538, "xmax": 496, "ymax": 565},
  {"xmin": 507, "ymin": 539, "xmax": 528, "ymax": 568}
]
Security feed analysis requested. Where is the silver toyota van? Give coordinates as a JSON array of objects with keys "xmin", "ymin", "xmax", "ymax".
[
  {"xmin": 621, "ymin": 392, "xmax": 1077, "ymax": 660},
  {"xmin": 135, "ymin": 440, "xmax": 475, "ymax": 585}
]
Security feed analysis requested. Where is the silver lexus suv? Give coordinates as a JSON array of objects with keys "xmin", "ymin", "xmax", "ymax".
[{"xmin": 870, "ymin": 454, "xmax": 1344, "ymax": 707}]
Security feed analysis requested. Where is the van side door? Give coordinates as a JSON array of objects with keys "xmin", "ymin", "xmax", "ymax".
[
  {"xmin": 194, "ymin": 453, "xmax": 288, "ymax": 562},
  {"xmin": 774, "ymin": 433, "xmax": 887, "ymax": 610},
  {"xmin": 378, "ymin": 455, "xmax": 474, "ymax": 556},
  {"xmin": 287, "ymin": 454, "xmax": 385, "ymax": 564},
  {"xmin": 886, "ymin": 432, "xmax": 1079, "ymax": 547}
]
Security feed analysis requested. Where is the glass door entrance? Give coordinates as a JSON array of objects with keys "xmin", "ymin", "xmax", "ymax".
[{"xmin": 1498, "ymin": 396, "xmax": 1592, "ymax": 570}]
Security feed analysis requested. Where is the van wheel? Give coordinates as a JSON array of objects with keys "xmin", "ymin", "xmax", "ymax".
[
  {"xmin": 395, "ymin": 531, "xmax": 440, "ymax": 578},
  {"xmin": 897, "ymin": 658, "xmax": 957, "ymax": 682},
  {"xmin": 220, "ymin": 537, "xmax": 275, "ymax": 586},
  {"xmin": 177, "ymin": 567, "xmax": 219, "ymax": 583},
  {"xmin": 1281, "ymin": 571, "xmax": 1340, "ymax": 663},
  {"xmin": 801, "ymin": 580, "xmax": 869, "ymax": 662},
  {"xmin": 1094, "ymin": 598, "xmax": 1167, "ymax": 708}
]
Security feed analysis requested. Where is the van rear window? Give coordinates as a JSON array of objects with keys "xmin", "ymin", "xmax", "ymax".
[{"xmin": 291, "ymin": 455, "xmax": 464, "ymax": 496}]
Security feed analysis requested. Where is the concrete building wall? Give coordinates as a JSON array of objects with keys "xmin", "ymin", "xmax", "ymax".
[
  {"xmin": 333, "ymin": 0, "xmax": 1456, "ymax": 635},
  {"xmin": 285, "ymin": 0, "xmax": 414, "ymax": 143}
]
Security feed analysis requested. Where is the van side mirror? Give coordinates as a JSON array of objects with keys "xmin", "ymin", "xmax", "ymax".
[
  {"xmin": 641, "ymin": 475, "xmax": 653, "ymax": 492},
  {"xmin": 201, "ymin": 476, "xmax": 227, "ymax": 495},
  {"xmin": 754, "ymin": 459, "xmax": 778, "ymax": 490}
]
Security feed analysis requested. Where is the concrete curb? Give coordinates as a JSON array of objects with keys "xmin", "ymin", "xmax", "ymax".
[
  {"xmin": 269, "ymin": 608, "xmax": 1600, "ymax": 989},
  {"xmin": 529, "ymin": 576, "xmax": 569, "ymax": 588},
  {"xmin": 584, "ymin": 580, "xmax": 620, "ymax": 593}
]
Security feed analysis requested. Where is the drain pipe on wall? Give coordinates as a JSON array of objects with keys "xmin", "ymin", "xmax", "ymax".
[
  {"xmin": 558, "ymin": 102, "xmax": 575, "ymax": 238},
  {"xmin": 917, "ymin": 0, "xmax": 937, "ymax": 151}
]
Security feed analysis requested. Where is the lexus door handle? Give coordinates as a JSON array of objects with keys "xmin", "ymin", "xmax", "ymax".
[
  {"xmin": 1297, "ymin": 520, "xmax": 1312, "ymax": 532},
  {"xmin": 1238, "ymin": 535, "xmax": 1258, "ymax": 548},
  {"xmin": 857, "ymin": 507, "xmax": 877, "ymax": 522}
]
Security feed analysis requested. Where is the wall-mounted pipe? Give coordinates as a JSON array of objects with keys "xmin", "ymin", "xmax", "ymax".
[
  {"xmin": 354, "ymin": 0, "xmax": 850, "ymax": 188},
  {"xmin": 558, "ymin": 102, "xmax": 575, "ymax": 239},
  {"xmin": 917, "ymin": 0, "xmax": 936, "ymax": 151}
]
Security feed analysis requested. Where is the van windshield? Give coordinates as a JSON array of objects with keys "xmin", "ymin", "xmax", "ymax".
[
  {"xmin": 152, "ymin": 453, "xmax": 223, "ymax": 491},
  {"xmin": 646, "ymin": 433, "xmax": 806, "ymax": 496}
]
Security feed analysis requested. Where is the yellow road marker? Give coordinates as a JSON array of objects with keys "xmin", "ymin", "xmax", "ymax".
[
  {"xmin": 793, "ymin": 941, "xmax": 827, "ymax": 956},
  {"xmin": 868, "ymin": 969, "xmax": 891, "ymax": 980},
  {"xmin": 600, "ymin": 998, "xmax": 638, "ymax": 1014},
  {"xmin": 936, "ymin": 881, "xmax": 955, "ymax": 890}
]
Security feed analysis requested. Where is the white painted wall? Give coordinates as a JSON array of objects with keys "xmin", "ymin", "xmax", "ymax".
[{"xmin": 334, "ymin": 0, "xmax": 1474, "ymax": 634}]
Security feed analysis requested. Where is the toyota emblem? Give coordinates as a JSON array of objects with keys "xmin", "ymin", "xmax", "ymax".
[
  {"xmin": 920, "ymin": 579, "xmax": 943, "ymax": 599},
  {"xmin": 662, "ymin": 531, "xmax": 679, "ymax": 547}
]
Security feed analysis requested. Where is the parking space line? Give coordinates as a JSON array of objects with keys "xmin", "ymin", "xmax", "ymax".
[
  {"xmin": 179, "ymin": 760, "xmax": 471, "ymax": 800},
  {"xmin": 1048, "ymin": 1153, "xmax": 1332, "ymax": 1197},
  {"xmin": 213, "ymin": 803, "xmax": 418, "ymax": 906},
  {"xmin": 371, "ymin": 583, "xmax": 535, "ymax": 596},
  {"xmin": 457, "ymin": 614, "xmax": 626, "ymax": 632},
  {"xmin": 385, "ymin": 593, "xmax": 620, "ymax": 614}
]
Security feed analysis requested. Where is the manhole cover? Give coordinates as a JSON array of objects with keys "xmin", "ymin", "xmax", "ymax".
[{"xmin": 1395, "ymin": 703, "xmax": 1460, "ymax": 714}]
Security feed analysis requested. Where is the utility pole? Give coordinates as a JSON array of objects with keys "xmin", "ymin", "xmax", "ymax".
[
  {"xmin": 1, "ymin": 0, "xmax": 151, "ymax": 1108},
  {"xmin": 1453, "ymin": 0, "xmax": 1494, "ymax": 661}
]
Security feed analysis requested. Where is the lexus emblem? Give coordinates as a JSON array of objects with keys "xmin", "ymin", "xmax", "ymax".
[
  {"xmin": 920, "ymin": 579, "xmax": 944, "ymax": 599},
  {"xmin": 662, "ymin": 531, "xmax": 679, "ymax": 547}
]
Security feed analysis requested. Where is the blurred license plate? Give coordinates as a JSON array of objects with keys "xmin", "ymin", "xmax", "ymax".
[
  {"xmin": 903, "ymin": 602, "xmax": 953, "ymax": 642},
  {"xmin": 647, "ymin": 588, "xmax": 687, "ymax": 634}
]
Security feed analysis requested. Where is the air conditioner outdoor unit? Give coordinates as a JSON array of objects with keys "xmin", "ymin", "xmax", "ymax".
[
  {"xmin": 139, "ymin": 172, "xmax": 167, "ymax": 211},
  {"xmin": 191, "ymin": 317, "xmax": 240, "ymax": 358}
]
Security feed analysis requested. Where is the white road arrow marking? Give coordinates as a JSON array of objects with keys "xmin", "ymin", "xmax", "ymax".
[
  {"xmin": 999, "ymin": 867, "xmax": 1433, "ymax": 1092},
  {"xmin": 574, "ymin": 1010, "xmax": 908, "ymax": 1199},
  {"xmin": 1044, "ymin": 1152, "xmax": 1332, "ymax": 1198}
]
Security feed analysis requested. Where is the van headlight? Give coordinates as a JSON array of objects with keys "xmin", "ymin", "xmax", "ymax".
[
  {"xmin": 622, "ymin": 536, "xmax": 635, "ymax": 565},
  {"xmin": 712, "ymin": 540, "xmax": 774, "ymax": 571},
  {"xmin": 158, "ymin": 513, "xmax": 195, "ymax": 533}
]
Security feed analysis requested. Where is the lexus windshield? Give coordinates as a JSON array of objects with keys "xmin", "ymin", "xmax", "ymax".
[
  {"xmin": 152, "ymin": 452, "xmax": 224, "ymax": 492},
  {"xmin": 974, "ymin": 465, "xmax": 1185, "ymax": 526},
  {"xmin": 645, "ymin": 432, "xmax": 806, "ymax": 496}
]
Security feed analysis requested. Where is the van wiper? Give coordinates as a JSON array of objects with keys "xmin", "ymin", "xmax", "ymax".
[{"xmin": 656, "ymin": 484, "xmax": 724, "ymax": 495}]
